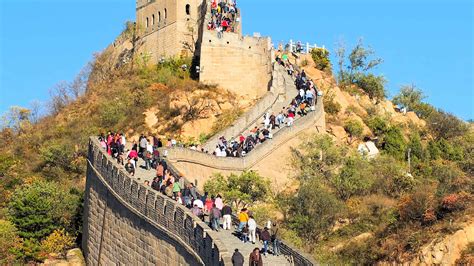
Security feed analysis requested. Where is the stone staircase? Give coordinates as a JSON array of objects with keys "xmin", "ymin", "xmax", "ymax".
[{"xmin": 126, "ymin": 155, "xmax": 295, "ymax": 265}]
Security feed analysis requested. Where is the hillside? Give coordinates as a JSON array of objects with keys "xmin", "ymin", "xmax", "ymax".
[{"xmin": 0, "ymin": 29, "xmax": 472, "ymax": 264}]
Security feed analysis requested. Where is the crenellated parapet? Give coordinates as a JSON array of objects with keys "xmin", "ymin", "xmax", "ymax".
[{"xmin": 83, "ymin": 137, "xmax": 232, "ymax": 265}]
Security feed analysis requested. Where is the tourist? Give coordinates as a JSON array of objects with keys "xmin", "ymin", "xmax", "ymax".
[
  {"xmin": 189, "ymin": 182, "xmax": 198, "ymax": 201},
  {"xmin": 231, "ymin": 249, "xmax": 244, "ymax": 266},
  {"xmin": 193, "ymin": 197, "xmax": 204, "ymax": 209},
  {"xmin": 249, "ymin": 248, "xmax": 263, "ymax": 266},
  {"xmin": 221, "ymin": 204, "xmax": 232, "ymax": 230},
  {"xmin": 215, "ymin": 194, "xmax": 224, "ymax": 210},
  {"xmin": 205, "ymin": 197, "xmax": 214, "ymax": 213},
  {"xmin": 124, "ymin": 159, "xmax": 135, "ymax": 176},
  {"xmin": 260, "ymin": 227, "xmax": 271, "ymax": 257},
  {"xmin": 210, "ymin": 203, "xmax": 222, "ymax": 231},
  {"xmin": 182, "ymin": 183, "xmax": 193, "ymax": 207},
  {"xmin": 247, "ymin": 216, "xmax": 257, "ymax": 244},
  {"xmin": 172, "ymin": 178, "xmax": 181, "ymax": 199},
  {"xmin": 271, "ymin": 222, "xmax": 281, "ymax": 256},
  {"xmin": 191, "ymin": 204, "xmax": 204, "ymax": 221},
  {"xmin": 238, "ymin": 208, "xmax": 249, "ymax": 231}
]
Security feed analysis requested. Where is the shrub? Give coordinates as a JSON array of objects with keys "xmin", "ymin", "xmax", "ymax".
[
  {"xmin": 366, "ymin": 115, "xmax": 389, "ymax": 136},
  {"xmin": 210, "ymin": 107, "xmax": 243, "ymax": 136},
  {"xmin": 397, "ymin": 188, "xmax": 435, "ymax": 223},
  {"xmin": 427, "ymin": 109, "xmax": 469, "ymax": 140},
  {"xmin": 440, "ymin": 192, "xmax": 470, "ymax": 214},
  {"xmin": 392, "ymin": 84, "xmax": 425, "ymax": 112},
  {"xmin": 382, "ymin": 126, "xmax": 406, "ymax": 159},
  {"xmin": 355, "ymin": 73, "xmax": 386, "ymax": 102},
  {"xmin": 344, "ymin": 120, "xmax": 364, "ymax": 143},
  {"xmin": 286, "ymin": 182, "xmax": 345, "ymax": 240},
  {"xmin": 99, "ymin": 100, "xmax": 128, "ymax": 129},
  {"xmin": 310, "ymin": 47, "xmax": 331, "ymax": 71},
  {"xmin": 323, "ymin": 90, "xmax": 342, "ymax": 115},
  {"xmin": 40, "ymin": 229, "xmax": 75, "ymax": 257},
  {"xmin": 331, "ymin": 156, "xmax": 372, "ymax": 200}
]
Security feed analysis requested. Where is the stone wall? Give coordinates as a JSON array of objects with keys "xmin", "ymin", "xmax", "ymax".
[
  {"xmin": 82, "ymin": 138, "xmax": 232, "ymax": 265},
  {"xmin": 162, "ymin": 94, "xmax": 325, "ymax": 181},
  {"xmin": 199, "ymin": 30, "xmax": 273, "ymax": 99},
  {"xmin": 136, "ymin": 0, "xmax": 205, "ymax": 62},
  {"xmin": 202, "ymin": 62, "xmax": 288, "ymax": 151}
]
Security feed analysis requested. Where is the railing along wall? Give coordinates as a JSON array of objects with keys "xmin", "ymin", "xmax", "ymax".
[
  {"xmin": 164, "ymin": 94, "xmax": 324, "ymax": 171},
  {"xmin": 86, "ymin": 137, "xmax": 232, "ymax": 265},
  {"xmin": 203, "ymin": 62, "xmax": 289, "ymax": 151}
]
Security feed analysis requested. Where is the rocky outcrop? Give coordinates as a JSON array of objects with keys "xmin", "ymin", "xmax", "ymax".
[
  {"xmin": 408, "ymin": 221, "xmax": 474, "ymax": 265},
  {"xmin": 42, "ymin": 248, "xmax": 85, "ymax": 266}
]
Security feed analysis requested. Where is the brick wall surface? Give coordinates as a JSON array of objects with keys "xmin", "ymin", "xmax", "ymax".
[{"xmin": 82, "ymin": 139, "xmax": 232, "ymax": 265}]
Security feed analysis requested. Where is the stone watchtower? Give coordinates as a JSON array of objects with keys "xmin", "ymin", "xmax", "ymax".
[
  {"xmin": 135, "ymin": 0, "xmax": 273, "ymax": 99},
  {"xmin": 135, "ymin": 0, "xmax": 205, "ymax": 61}
]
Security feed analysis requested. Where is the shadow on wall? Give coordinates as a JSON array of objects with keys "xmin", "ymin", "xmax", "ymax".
[{"xmin": 82, "ymin": 138, "xmax": 232, "ymax": 265}]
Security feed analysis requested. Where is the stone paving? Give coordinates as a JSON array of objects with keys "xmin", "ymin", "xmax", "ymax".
[{"xmin": 126, "ymin": 155, "xmax": 291, "ymax": 265}]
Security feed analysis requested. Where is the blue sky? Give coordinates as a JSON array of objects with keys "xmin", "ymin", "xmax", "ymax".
[{"xmin": 1, "ymin": 0, "xmax": 473, "ymax": 120}]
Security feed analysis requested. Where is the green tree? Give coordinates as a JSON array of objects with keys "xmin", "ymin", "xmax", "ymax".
[
  {"xmin": 331, "ymin": 156, "xmax": 372, "ymax": 200},
  {"xmin": 285, "ymin": 181, "xmax": 345, "ymax": 240},
  {"xmin": 8, "ymin": 181, "xmax": 80, "ymax": 240},
  {"xmin": 292, "ymin": 134, "xmax": 347, "ymax": 181},
  {"xmin": 382, "ymin": 126, "xmax": 407, "ymax": 159},
  {"xmin": 427, "ymin": 110, "xmax": 468, "ymax": 140},
  {"xmin": 344, "ymin": 120, "xmax": 364, "ymax": 144},
  {"xmin": 366, "ymin": 115, "xmax": 389, "ymax": 136},
  {"xmin": 407, "ymin": 132, "xmax": 424, "ymax": 161},
  {"xmin": 310, "ymin": 47, "xmax": 331, "ymax": 72},
  {"xmin": 355, "ymin": 73, "xmax": 387, "ymax": 102},
  {"xmin": 204, "ymin": 171, "xmax": 271, "ymax": 209},
  {"xmin": 392, "ymin": 84, "xmax": 426, "ymax": 112}
]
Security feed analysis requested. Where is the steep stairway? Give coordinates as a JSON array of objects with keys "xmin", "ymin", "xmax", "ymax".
[{"xmin": 127, "ymin": 156, "xmax": 292, "ymax": 265}]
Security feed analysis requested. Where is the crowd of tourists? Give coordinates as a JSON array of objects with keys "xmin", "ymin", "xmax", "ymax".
[
  {"xmin": 211, "ymin": 59, "xmax": 320, "ymax": 158},
  {"xmin": 98, "ymin": 134, "xmax": 281, "ymax": 264},
  {"xmin": 207, "ymin": 0, "xmax": 239, "ymax": 36}
]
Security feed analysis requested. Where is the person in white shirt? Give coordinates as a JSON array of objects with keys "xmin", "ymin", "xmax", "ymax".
[
  {"xmin": 248, "ymin": 216, "xmax": 257, "ymax": 244},
  {"xmin": 193, "ymin": 198, "xmax": 204, "ymax": 209}
]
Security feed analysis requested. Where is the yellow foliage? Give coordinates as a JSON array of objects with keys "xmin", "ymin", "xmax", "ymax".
[{"xmin": 40, "ymin": 229, "xmax": 74, "ymax": 256}]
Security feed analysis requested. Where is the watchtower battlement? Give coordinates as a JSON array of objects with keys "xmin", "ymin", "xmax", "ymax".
[{"xmin": 135, "ymin": 0, "xmax": 272, "ymax": 99}]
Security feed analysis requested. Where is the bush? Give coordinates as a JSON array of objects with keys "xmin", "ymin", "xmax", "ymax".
[
  {"xmin": 99, "ymin": 100, "xmax": 128, "ymax": 129},
  {"xmin": 310, "ymin": 47, "xmax": 331, "ymax": 71},
  {"xmin": 40, "ymin": 229, "xmax": 75, "ymax": 257},
  {"xmin": 210, "ymin": 107, "xmax": 243, "ymax": 136},
  {"xmin": 366, "ymin": 115, "xmax": 389, "ymax": 136},
  {"xmin": 392, "ymin": 85, "xmax": 425, "ymax": 112},
  {"xmin": 287, "ymin": 183, "xmax": 346, "ymax": 240},
  {"xmin": 397, "ymin": 188, "xmax": 435, "ymax": 224},
  {"xmin": 331, "ymin": 156, "xmax": 372, "ymax": 200},
  {"xmin": 324, "ymin": 90, "xmax": 342, "ymax": 115},
  {"xmin": 427, "ymin": 109, "xmax": 468, "ymax": 140},
  {"xmin": 344, "ymin": 120, "xmax": 364, "ymax": 143},
  {"xmin": 382, "ymin": 126, "xmax": 406, "ymax": 159},
  {"xmin": 355, "ymin": 73, "xmax": 386, "ymax": 102}
]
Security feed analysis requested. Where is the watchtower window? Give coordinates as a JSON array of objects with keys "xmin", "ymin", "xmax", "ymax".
[
  {"xmin": 152, "ymin": 14, "xmax": 155, "ymax": 25},
  {"xmin": 186, "ymin": 4, "xmax": 191, "ymax": 15},
  {"xmin": 158, "ymin": 12, "xmax": 161, "ymax": 22},
  {"xmin": 164, "ymin": 8, "xmax": 167, "ymax": 19},
  {"xmin": 146, "ymin": 17, "xmax": 149, "ymax": 28}
]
